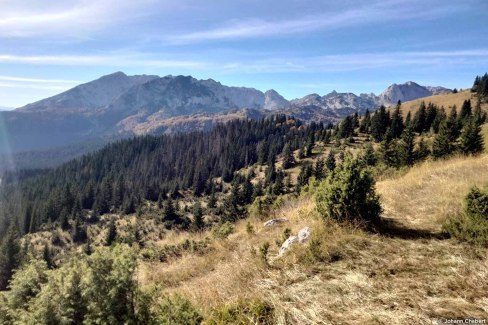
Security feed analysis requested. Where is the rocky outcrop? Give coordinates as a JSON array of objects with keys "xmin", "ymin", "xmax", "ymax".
[
  {"xmin": 263, "ymin": 218, "xmax": 288, "ymax": 227},
  {"xmin": 278, "ymin": 226, "xmax": 311, "ymax": 257}
]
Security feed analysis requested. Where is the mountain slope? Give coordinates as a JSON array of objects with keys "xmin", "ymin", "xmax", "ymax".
[
  {"xmin": 264, "ymin": 89, "xmax": 290, "ymax": 110},
  {"xmin": 0, "ymin": 72, "xmax": 450, "ymax": 156},
  {"xmin": 20, "ymin": 72, "xmax": 158, "ymax": 112},
  {"xmin": 397, "ymin": 90, "xmax": 487, "ymax": 114},
  {"xmin": 105, "ymin": 75, "xmax": 265, "ymax": 118}
]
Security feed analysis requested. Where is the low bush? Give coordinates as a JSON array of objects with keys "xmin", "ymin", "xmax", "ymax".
[
  {"xmin": 443, "ymin": 185, "xmax": 488, "ymax": 246},
  {"xmin": 205, "ymin": 298, "xmax": 274, "ymax": 325},
  {"xmin": 315, "ymin": 153, "xmax": 382, "ymax": 224},
  {"xmin": 212, "ymin": 222, "xmax": 235, "ymax": 240}
]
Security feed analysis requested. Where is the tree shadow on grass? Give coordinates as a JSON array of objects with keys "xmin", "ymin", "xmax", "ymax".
[{"xmin": 371, "ymin": 217, "xmax": 449, "ymax": 240}]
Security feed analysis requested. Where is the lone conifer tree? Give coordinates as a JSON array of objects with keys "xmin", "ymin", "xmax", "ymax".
[
  {"xmin": 390, "ymin": 102, "xmax": 404, "ymax": 138},
  {"xmin": 432, "ymin": 121, "xmax": 453, "ymax": 159},
  {"xmin": 192, "ymin": 202, "xmax": 205, "ymax": 231},
  {"xmin": 459, "ymin": 118, "xmax": 484, "ymax": 155},
  {"xmin": 105, "ymin": 220, "xmax": 117, "ymax": 246},
  {"xmin": 396, "ymin": 126, "xmax": 415, "ymax": 166},
  {"xmin": 281, "ymin": 143, "xmax": 295, "ymax": 169},
  {"xmin": 0, "ymin": 225, "xmax": 21, "ymax": 290},
  {"xmin": 379, "ymin": 128, "xmax": 397, "ymax": 167},
  {"xmin": 315, "ymin": 153, "xmax": 382, "ymax": 224},
  {"xmin": 413, "ymin": 102, "xmax": 427, "ymax": 133},
  {"xmin": 325, "ymin": 150, "xmax": 336, "ymax": 171}
]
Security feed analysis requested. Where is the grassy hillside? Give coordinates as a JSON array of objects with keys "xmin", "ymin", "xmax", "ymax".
[
  {"xmin": 397, "ymin": 90, "xmax": 488, "ymax": 114},
  {"xmin": 138, "ymin": 153, "xmax": 488, "ymax": 323},
  {"xmin": 377, "ymin": 153, "xmax": 488, "ymax": 232}
]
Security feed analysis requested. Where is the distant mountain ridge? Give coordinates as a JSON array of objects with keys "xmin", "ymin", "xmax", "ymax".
[
  {"xmin": 1, "ymin": 72, "xmax": 451, "ymax": 154},
  {"xmin": 20, "ymin": 72, "xmax": 159, "ymax": 112}
]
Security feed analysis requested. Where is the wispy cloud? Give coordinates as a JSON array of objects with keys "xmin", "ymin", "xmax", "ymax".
[
  {"xmin": 1, "ymin": 49, "xmax": 487, "ymax": 74},
  {"xmin": 169, "ymin": 1, "xmax": 463, "ymax": 44},
  {"xmin": 0, "ymin": 0, "xmax": 157, "ymax": 38},
  {"xmin": 0, "ymin": 75, "xmax": 81, "ymax": 93},
  {"xmin": 0, "ymin": 54, "xmax": 206, "ymax": 69},
  {"xmin": 0, "ymin": 82, "xmax": 70, "ymax": 91},
  {"xmin": 0, "ymin": 75, "xmax": 81, "ymax": 84},
  {"xmin": 217, "ymin": 49, "xmax": 488, "ymax": 74}
]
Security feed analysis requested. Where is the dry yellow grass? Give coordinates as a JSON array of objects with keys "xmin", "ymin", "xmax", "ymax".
[
  {"xmin": 377, "ymin": 153, "xmax": 488, "ymax": 232},
  {"xmin": 141, "ymin": 197, "xmax": 317, "ymax": 307},
  {"xmin": 142, "ymin": 192, "xmax": 488, "ymax": 324},
  {"xmin": 394, "ymin": 90, "xmax": 488, "ymax": 115}
]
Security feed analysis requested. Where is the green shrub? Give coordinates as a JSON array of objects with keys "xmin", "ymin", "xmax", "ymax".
[
  {"xmin": 259, "ymin": 242, "xmax": 270, "ymax": 265},
  {"xmin": 156, "ymin": 294, "xmax": 203, "ymax": 325},
  {"xmin": 315, "ymin": 153, "xmax": 382, "ymax": 224},
  {"xmin": 136, "ymin": 287, "xmax": 202, "ymax": 325},
  {"xmin": 443, "ymin": 186, "xmax": 488, "ymax": 245},
  {"xmin": 5, "ymin": 259, "xmax": 49, "ymax": 310},
  {"xmin": 246, "ymin": 222, "xmax": 255, "ymax": 235},
  {"xmin": 205, "ymin": 298, "xmax": 274, "ymax": 325},
  {"xmin": 212, "ymin": 222, "xmax": 235, "ymax": 240},
  {"xmin": 1, "ymin": 245, "xmax": 203, "ymax": 324},
  {"xmin": 249, "ymin": 195, "xmax": 274, "ymax": 220}
]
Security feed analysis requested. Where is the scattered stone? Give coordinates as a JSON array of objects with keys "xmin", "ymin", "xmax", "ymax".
[
  {"xmin": 278, "ymin": 226, "xmax": 312, "ymax": 257},
  {"xmin": 279, "ymin": 235, "xmax": 297, "ymax": 256},
  {"xmin": 263, "ymin": 218, "xmax": 288, "ymax": 227},
  {"xmin": 297, "ymin": 227, "xmax": 311, "ymax": 243}
]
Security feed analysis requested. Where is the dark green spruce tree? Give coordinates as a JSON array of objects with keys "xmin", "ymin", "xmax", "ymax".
[
  {"xmin": 191, "ymin": 202, "xmax": 205, "ymax": 231},
  {"xmin": 396, "ymin": 126, "xmax": 415, "ymax": 166},
  {"xmin": 459, "ymin": 117, "xmax": 484, "ymax": 155},
  {"xmin": 432, "ymin": 121, "xmax": 453, "ymax": 159},
  {"xmin": 105, "ymin": 220, "xmax": 117, "ymax": 246},
  {"xmin": 281, "ymin": 143, "xmax": 295, "ymax": 169},
  {"xmin": 390, "ymin": 101, "xmax": 404, "ymax": 138},
  {"xmin": 0, "ymin": 225, "xmax": 21, "ymax": 290}
]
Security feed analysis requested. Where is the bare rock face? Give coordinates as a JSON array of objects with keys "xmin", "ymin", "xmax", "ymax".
[
  {"xmin": 377, "ymin": 81, "xmax": 431, "ymax": 105},
  {"xmin": 278, "ymin": 226, "xmax": 311, "ymax": 256},
  {"xmin": 264, "ymin": 89, "xmax": 290, "ymax": 110},
  {"xmin": 263, "ymin": 218, "xmax": 288, "ymax": 227},
  {"xmin": 20, "ymin": 72, "xmax": 158, "ymax": 112}
]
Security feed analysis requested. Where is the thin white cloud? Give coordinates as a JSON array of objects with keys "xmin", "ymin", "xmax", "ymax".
[
  {"xmin": 169, "ymin": 1, "xmax": 464, "ymax": 44},
  {"xmin": 0, "ymin": 54, "xmax": 207, "ymax": 69},
  {"xmin": 0, "ymin": 0, "xmax": 157, "ymax": 38},
  {"xmin": 0, "ymin": 75, "xmax": 81, "ymax": 83},
  {"xmin": 0, "ymin": 82, "xmax": 70, "ymax": 91},
  {"xmin": 0, "ymin": 49, "xmax": 486, "ymax": 74},
  {"xmin": 220, "ymin": 50, "xmax": 488, "ymax": 73}
]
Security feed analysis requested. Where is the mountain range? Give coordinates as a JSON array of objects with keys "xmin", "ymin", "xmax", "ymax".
[{"xmin": 0, "ymin": 72, "xmax": 451, "ymax": 155}]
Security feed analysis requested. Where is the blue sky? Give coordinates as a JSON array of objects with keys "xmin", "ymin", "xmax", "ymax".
[{"xmin": 0, "ymin": 0, "xmax": 487, "ymax": 108}]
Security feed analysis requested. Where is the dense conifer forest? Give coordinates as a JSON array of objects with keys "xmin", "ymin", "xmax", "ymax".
[{"xmin": 0, "ymin": 115, "xmax": 325, "ymax": 237}]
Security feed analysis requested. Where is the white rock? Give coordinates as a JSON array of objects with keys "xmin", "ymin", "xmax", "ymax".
[
  {"xmin": 278, "ymin": 235, "xmax": 297, "ymax": 256},
  {"xmin": 278, "ymin": 226, "xmax": 312, "ymax": 257},
  {"xmin": 263, "ymin": 218, "xmax": 288, "ymax": 227},
  {"xmin": 297, "ymin": 227, "xmax": 311, "ymax": 243}
]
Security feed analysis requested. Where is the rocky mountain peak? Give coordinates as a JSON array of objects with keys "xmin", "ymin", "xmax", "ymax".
[{"xmin": 264, "ymin": 89, "xmax": 290, "ymax": 110}]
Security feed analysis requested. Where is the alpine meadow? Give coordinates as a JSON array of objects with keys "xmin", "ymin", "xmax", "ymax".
[{"xmin": 1, "ymin": 1, "xmax": 488, "ymax": 324}]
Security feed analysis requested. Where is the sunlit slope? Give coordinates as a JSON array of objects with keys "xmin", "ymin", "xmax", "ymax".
[
  {"xmin": 377, "ymin": 124, "xmax": 488, "ymax": 232},
  {"xmin": 377, "ymin": 153, "xmax": 488, "ymax": 232},
  {"xmin": 398, "ymin": 90, "xmax": 488, "ymax": 113}
]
